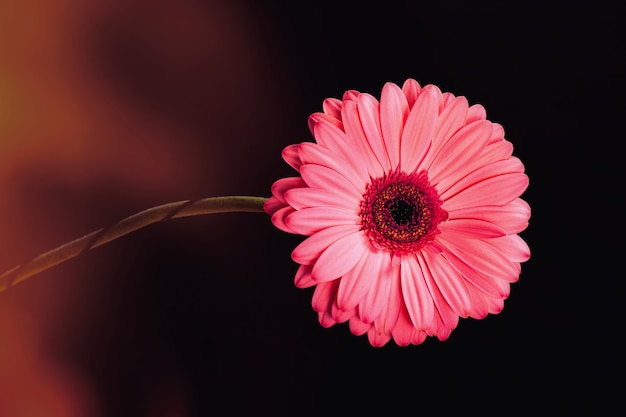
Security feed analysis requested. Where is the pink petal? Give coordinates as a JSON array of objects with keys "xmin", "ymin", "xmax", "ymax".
[
  {"xmin": 442, "ymin": 92, "xmax": 455, "ymax": 107},
  {"xmin": 400, "ymin": 87, "xmax": 439, "ymax": 173},
  {"xmin": 423, "ymin": 84, "xmax": 445, "ymax": 111},
  {"xmin": 336, "ymin": 249, "xmax": 376, "ymax": 311},
  {"xmin": 438, "ymin": 235, "xmax": 521, "ymax": 283},
  {"xmin": 358, "ymin": 250, "xmax": 393, "ymax": 324},
  {"xmin": 308, "ymin": 112, "xmax": 342, "ymax": 136},
  {"xmin": 438, "ymin": 218, "xmax": 507, "ymax": 239},
  {"xmin": 434, "ymin": 327, "xmax": 454, "ymax": 342},
  {"xmin": 423, "ymin": 246, "xmax": 473, "ymax": 317},
  {"xmin": 427, "ymin": 120, "xmax": 493, "ymax": 185},
  {"xmin": 270, "ymin": 206, "xmax": 296, "ymax": 233},
  {"xmin": 437, "ymin": 95, "xmax": 469, "ymax": 136},
  {"xmin": 349, "ymin": 315, "xmax": 371, "ymax": 336},
  {"xmin": 447, "ymin": 138, "xmax": 514, "ymax": 177},
  {"xmin": 322, "ymin": 97, "xmax": 343, "ymax": 119},
  {"xmin": 380, "ymin": 82, "xmax": 409, "ymax": 169},
  {"xmin": 298, "ymin": 142, "xmax": 368, "ymax": 193},
  {"xmin": 411, "ymin": 330, "xmax": 427, "ymax": 345},
  {"xmin": 312, "ymin": 232, "xmax": 370, "ymax": 282},
  {"xmin": 462, "ymin": 142, "xmax": 521, "ymax": 178},
  {"xmin": 263, "ymin": 196, "xmax": 286, "ymax": 216},
  {"xmin": 485, "ymin": 234, "xmax": 531, "ymax": 263},
  {"xmin": 442, "ymin": 172, "xmax": 529, "ymax": 212},
  {"xmin": 291, "ymin": 225, "xmax": 361, "ymax": 265},
  {"xmin": 417, "ymin": 253, "xmax": 459, "ymax": 334},
  {"xmin": 391, "ymin": 306, "xmax": 418, "ymax": 346},
  {"xmin": 373, "ymin": 265, "xmax": 402, "ymax": 335},
  {"xmin": 367, "ymin": 328, "xmax": 392, "ymax": 347},
  {"xmin": 481, "ymin": 139, "xmax": 514, "ymax": 163},
  {"xmin": 484, "ymin": 291, "xmax": 507, "ymax": 315},
  {"xmin": 300, "ymin": 164, "xmax": 362, "ymax": 201},
  {"xmin": 401, "ymin": 78, "xmax": 422, "ymax": 108},
  {"xmin": 342, "ymin": 90, "xmax": 360, "ymax": 102},
  {"xmin": 418, "ymin": 95, "xmax": 469, "ymax": 171},
  {"xmin": 358, "ymin": 93, "xmax": 390, "ymax": 170},
  {"xmin": 341, "ymin": 99, "xmax": 386, "ymax": 178},
  {"xmin": 285, "ymin": 187, "xmax": 356, "ymax": 211},
  {"xmin": 397, "ymin": 308, "xmax": 427, "ymax": 346},
  {"xmin": 466, "ymin": 103, "xmax": 486, "ymax": 123},
  {"xmin": 447, "ymin": 199, "xmax": 530, "ymax": 235},
  {"xmin": 400, "ymin": 254, "xmax": 435, "ymax": 332},
  {"xmin": 466, "ymin": 281, "xmax": 507, "ymax": 316},
  {"xmin": 310, "ymin": 116, "xmax": 356, "ymax": 162},
  {"xmin": 488, "ymin": 122, "xmax": 505, "ymax": 144},
  {"xmin": 438, "ymin": 157, "xmax": 525, "ymax": 200},
  {"xmin": 294, "ymin": 264, "xmax": 316, "ymax": 288},
  {"xmin": 438, "ymin": 244, "xmax": 510, "ymax": 298},
  {"xmin": 463, "ymin": 283, "xmax": 490, "ymax": 319},
  {"xmin": 270, "ymin": 177, "xmax": 306, "ymax": 203},
  {"xmin": 311, "ymin": 280, "xmax": 337, "ymax": 313},
  {"xmin": 318, "ymin": 310, "xmax": 337, "ymax": 328},
  {"xmin": 282, "ymin": 144, "xmax": 302, "ymax": 171},
  {"xmin": 285, "ymin": 206, "xmax": 360, "ymax": 235},
  {"xmin": 331, "ymin": 301, "xmax": 354, "ymax": 323}
]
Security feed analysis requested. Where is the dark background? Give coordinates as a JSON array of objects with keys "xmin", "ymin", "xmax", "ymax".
[{"xmin": 0, "ymin": 0, "xmax": 622, "ymax": 415}]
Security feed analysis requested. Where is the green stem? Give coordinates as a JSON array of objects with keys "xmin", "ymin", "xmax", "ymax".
[{"xmin": 0, "ymin": 196, "xmax": 268, "ymax": 292}]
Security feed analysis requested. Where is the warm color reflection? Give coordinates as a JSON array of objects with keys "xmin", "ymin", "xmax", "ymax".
[
  {"xmin": 0, "ymin": 0, "xmax": 283, "ymax": 415},
  {"xmin": 0, "ymin": 301, "xmax": 98, "ymax": 417}
]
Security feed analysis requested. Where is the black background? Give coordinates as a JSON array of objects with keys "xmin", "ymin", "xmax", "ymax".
[{"xmin": 1, "ymin": 0, "xmax": 623, "ymax": 415}]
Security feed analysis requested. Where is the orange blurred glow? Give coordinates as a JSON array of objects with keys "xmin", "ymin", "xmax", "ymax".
[
  {"xmin": 0, "ymin": 0, "xmax": 282, "ymax": 265},
  {"xmin": 0, "ymin": 300, "xmax": 98, "ymax": 417},
  {"xmin": 1, "ymin": 0, "xmax": 285, "ymax": 415}
]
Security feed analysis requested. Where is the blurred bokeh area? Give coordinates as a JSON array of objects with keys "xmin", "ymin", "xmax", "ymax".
[
  {"xmin": 0, "ymin": 1, "xmax": 293, "ymax": 415},
  {"xmin": 0, "ymin": 0, "xmax": 623, "ymax": 415}
]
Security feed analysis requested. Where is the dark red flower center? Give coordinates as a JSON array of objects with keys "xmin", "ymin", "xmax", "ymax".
[{"xmin": 360, "ymin": 170, "xmax": 447, "ymax": 254}]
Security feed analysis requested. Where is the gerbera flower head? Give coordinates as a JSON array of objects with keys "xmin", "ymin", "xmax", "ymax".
[{"xmin": 265, "ymin": 79, "xmax": 530, "ymax": 347}]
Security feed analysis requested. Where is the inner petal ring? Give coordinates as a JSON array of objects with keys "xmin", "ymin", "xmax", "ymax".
[{"xmin": 360, "ymin": 170, "xmax": 447, "ymax": 254}]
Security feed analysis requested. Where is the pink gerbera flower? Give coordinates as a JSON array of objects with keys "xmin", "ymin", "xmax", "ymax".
[{"xmin": 265, "ymin": 79, "xmax": 530, "ymax": 347}]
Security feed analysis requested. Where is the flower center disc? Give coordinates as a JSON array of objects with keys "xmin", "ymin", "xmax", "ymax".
[{"xmin": 361, "ymin": 171, "xmax": 447, "ymax": 254}]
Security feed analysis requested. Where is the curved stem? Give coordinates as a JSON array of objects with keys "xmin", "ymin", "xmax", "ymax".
[{"xmin": 0, "ymin": 196, "xmax": 268, "ymax": 293}]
